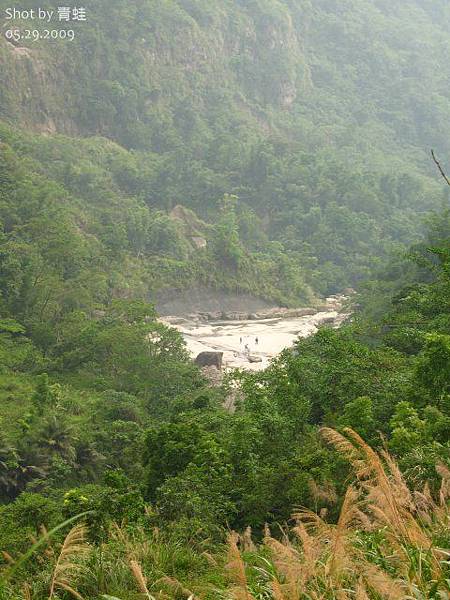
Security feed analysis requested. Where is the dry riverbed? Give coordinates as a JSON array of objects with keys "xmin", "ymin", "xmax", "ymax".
[{"xmin": 161, "ymin": 295, "xmax": 349, "ymax": 371}]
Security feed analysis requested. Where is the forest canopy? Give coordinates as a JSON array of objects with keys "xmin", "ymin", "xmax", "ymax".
[{"xmin": 0, "ymin": 0, "xmax": 449, "ymax": 598}]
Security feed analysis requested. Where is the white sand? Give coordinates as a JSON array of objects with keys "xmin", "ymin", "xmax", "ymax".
[{"xmin": 161, "ymin": 309, "xmax": 344, "ymax": 371}]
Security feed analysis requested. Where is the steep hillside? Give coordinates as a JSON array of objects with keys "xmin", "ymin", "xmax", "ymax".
[
  {"xmin": 1, "ymin": 3, "xmax": 450, "ymax": 597},
  {"xmin": 2, "ymin": 1, "xmax": 450, "ymax": 156},
  {"xmin": 1, "ymin": 0, "xmax": 449, "ymax": 296}
]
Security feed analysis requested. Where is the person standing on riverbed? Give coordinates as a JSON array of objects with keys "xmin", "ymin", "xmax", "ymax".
[{"xmin": 255, "ymin": 337, "xmax": 258, "ymax": 345}]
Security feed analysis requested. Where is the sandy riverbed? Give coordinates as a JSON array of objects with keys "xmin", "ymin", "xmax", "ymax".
[{"xmin": 161, "ymin": 302, "xmax": 348, "ymax": 371}]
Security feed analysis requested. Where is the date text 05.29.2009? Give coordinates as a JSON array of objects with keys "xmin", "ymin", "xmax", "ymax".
[{"xmin": 5, "ymin": 29, "xmax": 75, "ymax": 42}]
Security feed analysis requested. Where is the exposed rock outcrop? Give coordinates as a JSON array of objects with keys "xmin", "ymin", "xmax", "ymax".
[{"xmin": 195, "ymin": 351, "xmax": 223, "ymax": 370}]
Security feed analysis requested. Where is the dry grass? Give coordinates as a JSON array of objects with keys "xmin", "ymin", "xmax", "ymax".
[
  {"xmin": 109, "ymin": 524, "xmax": 197, "ymax": 599},
  {"xmin": 226, "ymin": 531, "xmax": 256, "ymax": 600},
  {"xmin": 225, "ymin": 428, "xmax": 450, "ymax": 600},
  {"xmin": 129, "ymin": 559, "xmax": 158, "ymax": 599},
  {"xmin": 6, "ymin": 429, "xmax": 448, "ymax": 600},
  {"xmin": 48, "ymin": 523, "xmax": 89, "ymax": 600}
]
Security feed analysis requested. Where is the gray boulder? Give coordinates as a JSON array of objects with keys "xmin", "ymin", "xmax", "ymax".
[
  {"xmin": 248, "ymin": 355, "xmax": 262, "ymax": 363},
  {"xmin": 195, "ymin": 351, "xmax": 223, "ymax": 370}
]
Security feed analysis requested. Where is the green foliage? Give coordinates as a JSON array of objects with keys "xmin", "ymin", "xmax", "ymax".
[
  {"xmin": 0, "ymin": 1, "xmax": 450, "ymax": 596},
  {"xmin": 31, "ymin": 374, "xmax": 54, "ymax": 415},
  {"xmin": 211, "ymin": 195, "xmax": 244, "ymax": 271},
  {"xmin": 339, "ymin": 396, "xmax": 376, "ymax": 441},
  {"xmin": 389, "ymin": 401, "xmax": 426, "ymax": 455},
  {"xmin": 1, "ymin": 0, "xmax": 449, "ymax": 296},
  {"xmin": 62, "ymin": 475, "xmax": 145, "ymax": 542},
  {"xmin": 415, "ymin": 333, "xmax": 450, "ymax": 406},
  {"xmin": 0, "ymin": 200, "xmax": 448, "ymax": 600}
]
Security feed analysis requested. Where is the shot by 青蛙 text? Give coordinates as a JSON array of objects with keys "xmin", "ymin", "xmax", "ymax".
[
  {"xmin": 3, "ymin": 6, "xmax": 87, "ymax": 42},
  {"xmin": 4, "ymin": 6, "xmax": 87, "ymax": 22}
]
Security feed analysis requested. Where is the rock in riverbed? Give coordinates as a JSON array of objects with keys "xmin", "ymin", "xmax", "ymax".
[
  {"xmin": 248, "ymin": 355, "xmax": 262, "ymax": 363},
  {"xmin": 160, "ymin": 295, "xmax": 350, "ymax": 372}
]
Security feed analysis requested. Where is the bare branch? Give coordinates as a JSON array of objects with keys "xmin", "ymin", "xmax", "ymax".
[{"xmin": 431, "ymin": 149, "xmax": 450, "ymax": 186}]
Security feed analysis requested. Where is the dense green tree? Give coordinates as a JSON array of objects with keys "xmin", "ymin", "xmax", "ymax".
[
  {"xmin": 0, "ymin": 2, "xmax": 450, "ymax": 594},
  {"xmin": 31, "ymin": 374, "xmax": 53, "ymax": 415}
]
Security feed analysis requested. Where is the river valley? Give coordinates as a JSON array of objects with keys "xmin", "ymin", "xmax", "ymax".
[{"xmin": 161, "ymin": 295, "xmax": 349, "ymax": 371}]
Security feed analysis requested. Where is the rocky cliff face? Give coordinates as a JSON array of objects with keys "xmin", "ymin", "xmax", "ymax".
[
  {"xmin": 0, "ymin": 41, "xmax": 71, "ymax": 133},
  {"xmin": 0, "ymin": 0, "xmax": 308, "ymax": 143},
  {"xmin": 2, "ymin": 0, "xmax": 450, "ymax": 300},
  {"xmin": 2, "ymin": 0, "xmax": 450, "ymax": 161}
]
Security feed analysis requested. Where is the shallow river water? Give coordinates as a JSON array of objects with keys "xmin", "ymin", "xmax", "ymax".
[{"xmin": 161, "ymin": 303, "xmax": 347, "ymax": 371}]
